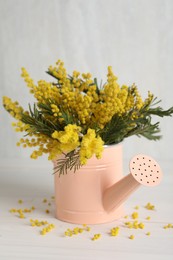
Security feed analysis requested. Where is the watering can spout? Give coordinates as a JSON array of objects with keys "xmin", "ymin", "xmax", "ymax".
[{"xmin": 103, "ymin": 154, "xmax": 162, "ymax": 213}]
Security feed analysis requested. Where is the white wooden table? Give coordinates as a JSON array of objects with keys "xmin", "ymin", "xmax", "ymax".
[{"xmin": 0, "ymin": 160, "xmax": 173, "ymax": 260}]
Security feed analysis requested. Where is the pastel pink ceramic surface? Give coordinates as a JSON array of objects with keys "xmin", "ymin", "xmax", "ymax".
[
  {"xmin": 54, "ymin": 144, "xmax": 162, "ymax": 224},
  {"xmin": 54, "ymin": 144, "xmax": 124, "ymax": 224}
]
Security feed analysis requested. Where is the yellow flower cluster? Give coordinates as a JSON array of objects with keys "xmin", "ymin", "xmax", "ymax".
[
  {"xmin": 40, "ymin": 224, "xmax": 55, "ymax": 235},
  {"xmin": 30, "ymin": 219, "xmax": 48, "ymax": 227},
  {"xmin": 129, "ymin": 234, "xmax": 135, "ymax": 240},
  {"xmin": 12, "ymin": 121, "xmax": 30, "ymax": 134},
  {"xmin": 48, "ymin": 63, "xmax": 95, "ymax": 124},
  {"xmin": 21, "ymin": 67, "xmax": 35, "ymax": 89},
  {"xmin": 29, "ymin": 136, "xmax": 58, "ymax": 160},
  {"xmin": 163, "ymin": 223, "xmax": 173, "ymax": 229},
  {"xmin": 15, "ymin": 125, "xmax": 103, "ymax": 164},
  {"xmin": 3, "ymin": 96, "xmax": 24, "ymax": 120},
  {"xmin": 46, "ymin": 61, "xmax": 152, "ymax": 128},
  {"xmin": 30, "ymin": 218, "xmax": 55, "ymax": 235},
  {"xmin": 146, "ymin": 232, "xmax": 151, "ymax": 236},
  {"xmin": 124, "ymin": 210, "xmax": 145, "ymax": 229},
  {"xmin": 16, "ymin": 134, "xmax": 50, "ymax": 159},
  {"xmin": 110, "ymin": 226, "xmax": 120, "ymax": 236},
  {"xmin": 21, "ymin": 67, "xmax": 60, "ymax": 104},
  {"xmin": 145, "ymin": 202, "xmax": 155, "ymax": 210},
  {"xmin": 64, "ymin": 224, "xmax": 91, "ymax": 237},
  {"xmin": 52, "ymin": 124, "xmax": 81, "ymax": 154},
  {"xmin": 51, "ymin": 104, "xmax": 62, "ymax": 117},
  {"xmin": 48, "ymin": 60, "xmax": 67, "ymax": 82},
  {"xmin": 125, "ymin": 221, "xmax": 145, "ymax": 229},
  {"xmin": 93, "ymin": 67, "xmax": 125, "ymax": 126},
  {"xmin": 79, "ymin": 129, "xmax": 104, "ymax": 165},
  {"xmin": 131, "ymin": 211, "xmax": 139, "ymax": 219},
  {"xmin": 10, "ymin": 206, "xmax": 35, "ymax": 219},
  {"xmin": 146, "ymin": 216, "xmax": 151, "ymax": 220},
  {"xmin": 91, "ymin": 233, "xmax": 102, "ymax": 241}
]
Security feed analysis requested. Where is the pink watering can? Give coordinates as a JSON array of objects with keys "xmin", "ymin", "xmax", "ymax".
[{"xmin": 54, "ymin": 144, "xmax": 162, "ymax": 224}]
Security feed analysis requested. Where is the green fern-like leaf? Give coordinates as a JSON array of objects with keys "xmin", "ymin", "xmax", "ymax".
[
  {"xmin": 21, "ymin": 104, "xmax": 57, "ymax": 136},
  {"xmin": 53, "ymin": 151, "xmax": 81, "ymax": 176}
]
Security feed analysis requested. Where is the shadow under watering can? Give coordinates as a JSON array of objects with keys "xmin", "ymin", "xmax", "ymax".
[{"xmin": 54, "ymin": 144, "xmax": 162, "ymax": 224}]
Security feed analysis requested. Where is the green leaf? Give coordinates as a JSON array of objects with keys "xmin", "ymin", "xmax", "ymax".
[
  {"xmin": 146, "ymin": 106, "xmax": 173, "ymax": 117},
  {"xmin": 53, "ymin": 151, "xmax": 81, "ymax": 176}
]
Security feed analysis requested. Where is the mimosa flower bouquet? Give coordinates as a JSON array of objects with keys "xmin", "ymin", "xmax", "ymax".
[{"xmin": 3, "ymin": 60, "xmax": 173, "ymax": 176}]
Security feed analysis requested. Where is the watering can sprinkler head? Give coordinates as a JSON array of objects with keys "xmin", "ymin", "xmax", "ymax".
[
  {"xmin": 129, "ymin": 154, "xmax": 162, "ymax": 187},
  {"xmin": 103, "ymin": 154, "xmax": 163, "ymax": 212}
]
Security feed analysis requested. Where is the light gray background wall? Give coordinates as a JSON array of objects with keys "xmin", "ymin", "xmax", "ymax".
[{"xmin": 1, "ymin": 0, "xmax": 173, "ymax": 168}]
